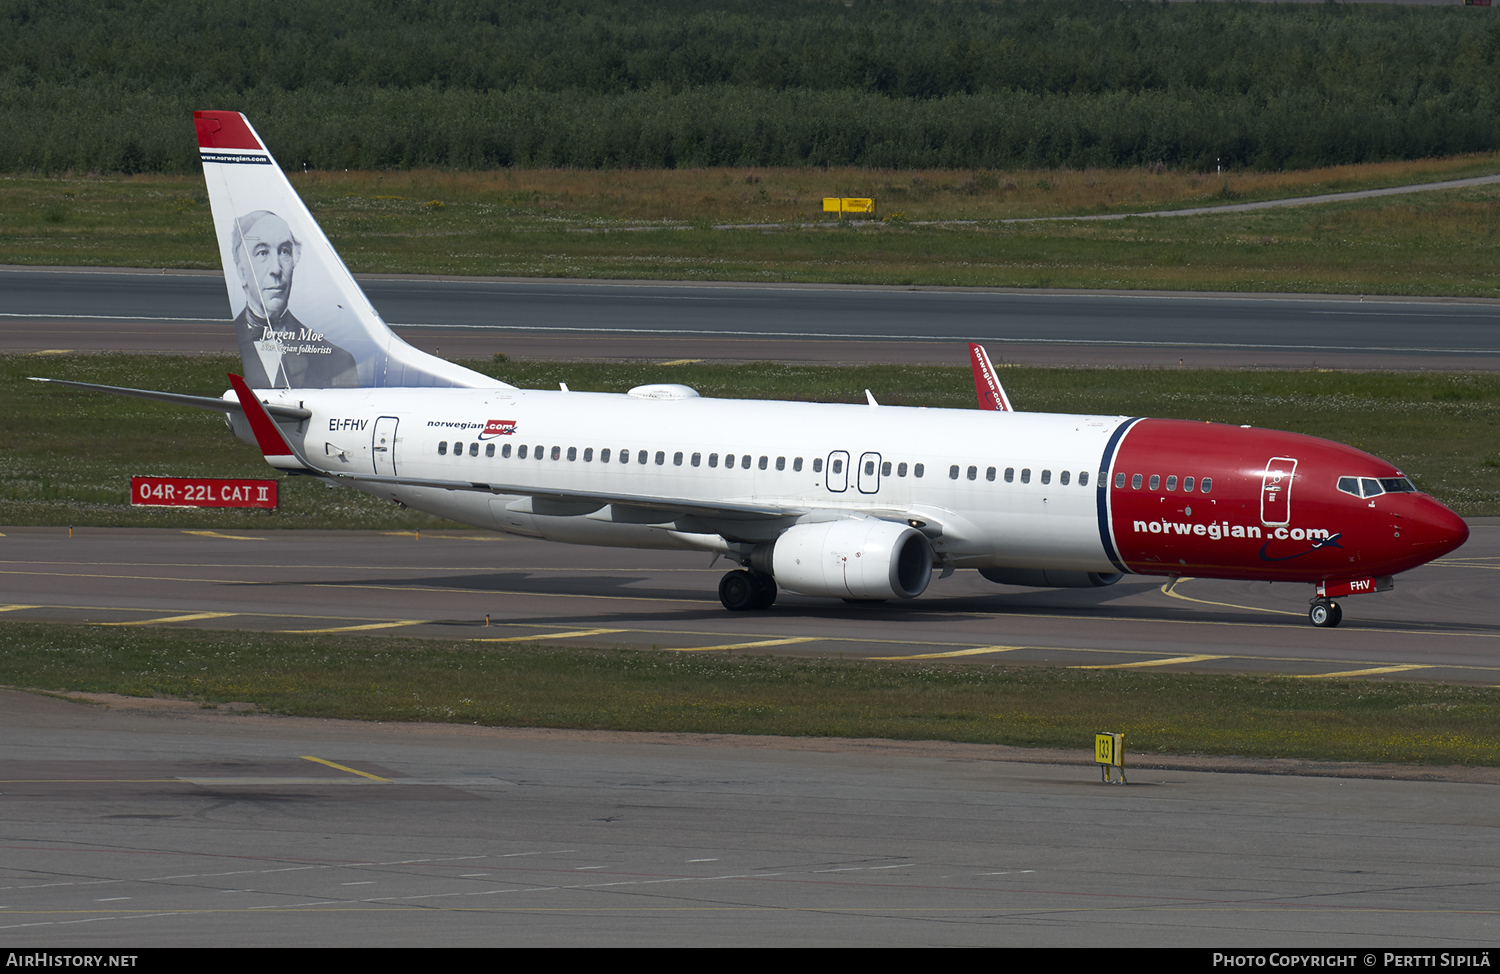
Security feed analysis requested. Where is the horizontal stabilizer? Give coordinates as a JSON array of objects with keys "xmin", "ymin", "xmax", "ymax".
[{"xmin": 30, "ymin": 376, "xmax": 310, "ymax": 420}]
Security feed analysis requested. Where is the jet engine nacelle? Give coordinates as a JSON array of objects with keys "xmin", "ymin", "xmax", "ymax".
[
  {"xmin": 771, "ymin": 519, "xmax": 933, "ymax": 600},
  {"xmin": 979, "ymin": 568, "xmax": 1123, "ymax": 588}
]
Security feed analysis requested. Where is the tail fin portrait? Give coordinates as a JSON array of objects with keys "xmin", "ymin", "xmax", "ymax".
[{"xmin": 193, "ymin": 111, "xmax": 505, "ymax": 391}]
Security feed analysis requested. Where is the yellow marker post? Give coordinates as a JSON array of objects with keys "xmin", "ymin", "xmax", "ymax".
[{"xmin": 1094, "ymin": 732, "xmax": 1126, "ymax": 784}]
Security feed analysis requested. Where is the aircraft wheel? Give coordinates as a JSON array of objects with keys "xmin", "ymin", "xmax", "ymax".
[
  {"xmin": 749, "ymin": 571, "xmax": 777, "ymax": 610},
  {"xmin": 1309, "ymin": 600, "xmax": 1342, "ymax": 628},
  {"xmin": 719, "ymin": 570, "xmax": 758, "ymax": 611}
]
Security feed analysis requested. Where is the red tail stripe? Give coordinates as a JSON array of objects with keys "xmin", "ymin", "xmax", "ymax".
[{"xmin": 193, "ymin": 111, "xmax": 262, "ymax": 151}]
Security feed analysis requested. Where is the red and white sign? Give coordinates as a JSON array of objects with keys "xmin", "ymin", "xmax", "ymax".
[{"xmin": 131, "ymin": 476, "xmax": 278, "ymax": 509}]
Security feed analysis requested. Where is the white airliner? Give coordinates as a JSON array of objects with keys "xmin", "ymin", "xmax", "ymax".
[{"xmin": 35, "ymin": 112, "xmax": 1469, "ymax": 626}]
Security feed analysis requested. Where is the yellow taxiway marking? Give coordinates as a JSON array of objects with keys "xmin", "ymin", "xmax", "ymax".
[
  {"xmin": 0, "ymin": 604, "xmax": 39, "ymax": 612},
  {"xmin": 301, "ymin": 755, "xmax": 390, "ymax": 782},
  {"xmin": 657, "ymin": 358, "xmax": 703, "ymax": 366},
  {"xmin": 288, "ymin": 620, "xmax": 427, "ymax": 634},
  {"xmin": 1075, "ymin": 654, "xmax": 1228, "ymax": 670},
  {"xmin": 880, "ymin": 646, "xmax": 1026, "ymax": 660},
  {"xmin": 182, "ymin": 530, "xmax": 264, "ymax": 541},
  {"xmin": 101, "ymin": 611, "xmax": 237, "ymax": 626},
  {"xmin": 1161, "ymin": 578, "xmax": 1301, "ymax": 616},
  {"xmin": 32, "ymin": 349, "xmax": 73, "ymax": 355},
  {"xmin": 475, "ymin": 628, "xmax": 627, "ymax": 643},
  {"xmin": 666, "ymin": 637, "xmax": 820, "ymax": 652},
  {"xmin": 1295, "ymin": 664, "xmax": 1430, "ymax": 679}
]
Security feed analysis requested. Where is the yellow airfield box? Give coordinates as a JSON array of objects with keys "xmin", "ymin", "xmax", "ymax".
[
  {"xmin": 823, "ymin": 197, "xmax": 876, "ymax": 214},
  {"xmin": 1095, "ymin": 732, "xmax": 1126, "ymax": 784}
]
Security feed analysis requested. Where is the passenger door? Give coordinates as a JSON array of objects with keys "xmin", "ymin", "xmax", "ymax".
[{"xmin": 373, "ymin": 416, "xmax": 399, "ymax": 476}]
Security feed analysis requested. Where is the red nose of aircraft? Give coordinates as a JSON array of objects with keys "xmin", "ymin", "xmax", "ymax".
[{"xmin": 1406, "ymin": 494, "xmax": 1470, "ymax": 565}]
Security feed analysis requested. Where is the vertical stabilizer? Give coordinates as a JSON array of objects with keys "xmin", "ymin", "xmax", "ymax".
[{"xmin": 194, "ymin": 111, "xmax": 507, "ymax": 391}]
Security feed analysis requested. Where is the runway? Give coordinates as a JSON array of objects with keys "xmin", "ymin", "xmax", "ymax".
[
  {"xmin": 3, "ymin": 687, "xmax": 1498, "ymax": 948},
  {"xmin": 5, "ymin": 265, "xmax": 1500, "ymax": 369},
  {"xmin": 2, "ymin": 526, "xmax": 1497, "ymax": 681}
]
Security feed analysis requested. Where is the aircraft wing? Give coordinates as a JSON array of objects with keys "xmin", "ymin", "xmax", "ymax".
[{"xmin": 226, "ymin": 374, "xmax": 804, "ymax": 521}]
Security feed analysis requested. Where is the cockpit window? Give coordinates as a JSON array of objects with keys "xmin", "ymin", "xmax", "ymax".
[{"xmin": 1340, "ymin": 475, "xmax": 1416, "ymax": 499}]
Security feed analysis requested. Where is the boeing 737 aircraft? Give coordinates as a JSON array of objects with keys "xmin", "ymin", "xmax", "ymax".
[{"xmin": 35, "ymin": 112, "xmax": 1471, "ymax": 626}]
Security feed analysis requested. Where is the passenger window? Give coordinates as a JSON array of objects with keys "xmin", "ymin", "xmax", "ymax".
[
  {"xmin": 1079, "ymin": 471, "xmax": 1089, "ymax": 486},
  {"xmin": 1165, "ymin": 475, "xmax": 1177, "ymax": 490},
  {"xmin": 897, "ymin": 462, "xmax": 907, "ymax": 477},
  {"xmin": 466, "ymin": 443, "xmax": 476, "ymax": 457},
  {"xmin": 709, "ymin": 453, "xmax": 718, "ymax": 468},
  {"xmin": 1020, "ymin": 468, "xmax": 1031, "ymax": 484},
  {"xmin": 760, "ymin": 456, "xmax": 769, "ymax": 470},
  {"xmin": 742, "ymin": 455, "xmax": 752, "ymax": 469},
  {"xmin": 949, "ymin": 465, "xmax": 960, "ymax": 480},
  {"xmin": 777, "ymin": 457, "xmax": 786, "ymax": 471},
  {"xmin": 866, "ymin": 460, "xmax": 876, "ymax": 476},
  {"xmin": 986, "ymin": 466, "xmax": 996, "ymax": 482},
  {"xmin": 600, "ymin": 448, "xmax": 610, "ymax": 463},
  {"xmin": 674, "ymin": 452, "xmax": 683, "ymax": 466},
  {"xmin": 1041, "ymin": 469, "xmax": 1051, "ymax": 485},
  {"xmin": 794, "ymin": 457, "xmax": 804, "ymax": 472},
  {"xmin": 914, "ymin": 464, "xmax": 924, "ymax": 478},
  {"xmin": 881, "ymin": 461, "xmax": 891, "ymax": 476},
  {"xmin": 1060, "ymin": 470, "xmax": 1069, "ymax": 486},
  {"xmin": 567, "ymin": 447, "xmax": 577, "ymax": 461},
  {"xmin": 1005, "ymin": 467, "xmax": 1014, "ymax": 483},
  {"xmin": 725, "ymin": 454, "xmax": 735, "ymax": 468},
  {"xmin": 501, "ymin": 444, "xmax": 511, "ymax": 458},
  {"xmin": 534, "ymin": 444, "xmax": 544, "ymax": 459},
  {"xmin": 655, "ymin": 451, "xmax": 665, "ymax": 465},
  {"xmin": 1182, "ymin": 476, "xmax": 1192, "ymax": 492},
  {"xmin": 1201, "ymin": 477, "xmax": 1212, "ymax": 493},
  {"xmin": 620, "ymin": 449, "xmax": 629, "ymax": 464},
  {"xmin": 813, "ymin": 458, "xmax": 823, "ymax": 473},
  {"xmin": 638, "ymin": 450, "xmax": 649, "ymax": 465},
  {"xmin": 438, "ymin": 441, "xmax": 448, "ymax": 456},
  {"xmin": 551, "ymin": 446, "xmax": 561, "ymax": 461},
  {"xmin": 967, "ymin": 465, "xmax": 977, "ymax": 481},
  {"xmin": 1149, "ymin": 474, "xmax": 1160, "ymax": 490},
  {"xmin": 583, "ymin": 447, "xmax": 593, "ymax": 462},
  {"xmin": 486, "ymin": 443, "xmax": 495, "ymax": 458},
  {"xmin": 1131, "ymin": 474, "xmax": 1142, "ymax": 489},
  {"xmin": 832, "ymin": 458, "xmax": 843, "ymax": 474},
  {"xmin": 517, "ymin": 445, "xmax": 527, "ymax": 459}
]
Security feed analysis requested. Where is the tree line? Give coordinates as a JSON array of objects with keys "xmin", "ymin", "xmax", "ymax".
[{"xmin": 6, "ymin": 0, "xmax": 1500, "ymax": 172}]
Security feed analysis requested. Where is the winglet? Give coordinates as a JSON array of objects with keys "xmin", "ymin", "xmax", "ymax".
[
  {"xmin": 226, "ymin": 373, "xmax": 303, "ymax": 467},
  {"xmin": 968, "ymin": 343, "xmax": 1013, "ymax": 412}
]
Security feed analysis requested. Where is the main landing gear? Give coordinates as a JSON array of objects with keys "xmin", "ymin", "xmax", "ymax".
[
  {"xmin": 719, "ymin": 569, "xmax": 777, "ymax": 611},
  {"xmin": 1308, "ymin": 599, "xmax": 1343, "ymax": 628}
]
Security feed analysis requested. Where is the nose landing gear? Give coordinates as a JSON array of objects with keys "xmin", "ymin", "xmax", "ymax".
[
  {"xmin": 1308, "ymin": 599, "xmax": 1343, "ymax": 628},
  {"xmin": 719, "ymin": 569, "xmax": 777, "ymax": 611}
]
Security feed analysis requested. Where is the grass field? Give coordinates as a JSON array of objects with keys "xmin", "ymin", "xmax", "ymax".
[
  {"xmin": 5, "ymin": 154, "xmax": 1500, "ymax": 294},
  {"xmin": 5, "ymin": 622, "xmax": 1498, "ymax": 766},
  {"xmin": 5, "ymin": 353, "xmax": 1499, "ymax": 526}
]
